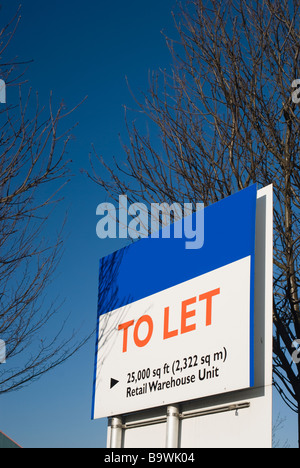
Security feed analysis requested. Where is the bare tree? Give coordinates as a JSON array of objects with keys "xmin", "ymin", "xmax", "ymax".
[
  {"xmin": 88, "ymin": 0, "xmax": 300, "ymax": 446},
  {"xmin": 272, "ymin": 414, "xmax": 289, "ymax": 448},
  {"xmin": 0, "ymin": 10, "xmax": 88, "ymax": 393}
]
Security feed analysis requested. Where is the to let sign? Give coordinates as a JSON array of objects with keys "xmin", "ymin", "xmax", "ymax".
[{"xmin": 92, "ymin": 185, "xmax": 257, "ymax": 419}]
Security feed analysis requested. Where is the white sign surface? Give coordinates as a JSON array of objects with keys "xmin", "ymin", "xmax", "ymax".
[{"xmin": 93, "ymin": 256, "xmax": 252, "ymax": 419}]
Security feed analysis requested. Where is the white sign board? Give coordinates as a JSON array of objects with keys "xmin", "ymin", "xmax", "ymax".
[{"xmin": 92, "ymin": 185, "xmax": 258, "ymax": 420}]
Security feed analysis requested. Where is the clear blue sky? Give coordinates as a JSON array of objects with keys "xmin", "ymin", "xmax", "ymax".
[{"xmin": 0, "ymin": 0, "xmax": 298, "ymax": 448}]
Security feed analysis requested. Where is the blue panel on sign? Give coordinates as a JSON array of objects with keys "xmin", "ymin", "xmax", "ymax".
[{"xmin": 97, "ymin": 184, "xmax": 257, "ymax": 315}]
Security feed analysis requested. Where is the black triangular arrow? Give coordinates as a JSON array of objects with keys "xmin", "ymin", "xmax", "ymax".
[{"xmin": 110, "ymin": 378, "xmax": 119, "ymax": 389}]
